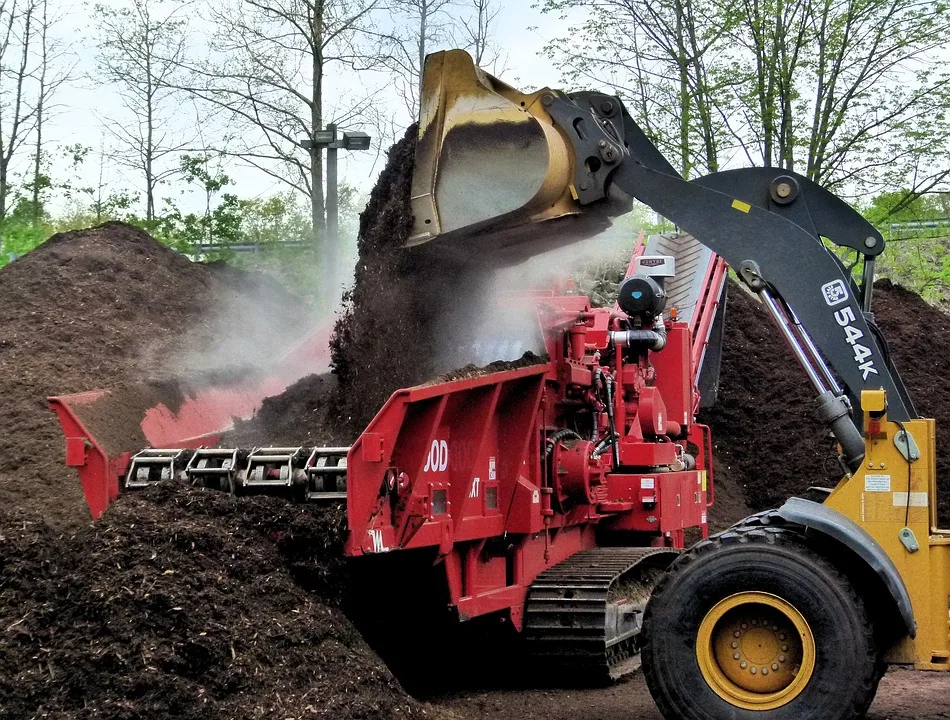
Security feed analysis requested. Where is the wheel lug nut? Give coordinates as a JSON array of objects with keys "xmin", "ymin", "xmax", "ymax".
[
  {"xmin": 772, "ymin": 663, "xmax": 779, "ymax": 671},
  {"xmin": 750, "ymin": 667, "xmax": 757, "ymax": 674},
  {"xmin": 734, "ymin": 652, "xmax": 741, "ymax": 660},
  {"xmin": 772, "ymin": 625, "xmax": 779, "ymax": 632},
  {"xmin": 740, "ymin": 662, "xmax": 747, "ymax": 669},
  {"xmin": 779, "ymin": 655, "xmax": 787, "ymax": 662},
  {"xmin": 741, "ymin": 623, "xmax": 748, "ymax": 630},
  {"xmin": 731, "ymin": 641, "xmax": 739, "ymax": 649},
  {"xmin": 751, "ymin": 620, "xmax": 758, "ymax": 626},
  {"xmin": 781, "ymin": 645, "xmax": 789, "ymax": 652},
  {"xmin": 779, "ymin": 633, "xmax": 786, "ymax": 641},
  {"xmin": 762, "ymin": 668, "xmax": 769, "ymax": 676}
]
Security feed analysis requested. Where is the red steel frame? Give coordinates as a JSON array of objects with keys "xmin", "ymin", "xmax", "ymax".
[{"xmin": 49, "ymin": 241, "xmax": 728, "ymax": 632}]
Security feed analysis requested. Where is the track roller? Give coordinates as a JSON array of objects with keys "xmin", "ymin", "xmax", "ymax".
[{"xmin": 524, "ymin": 547, "xmax": 678, "ymax": 683}]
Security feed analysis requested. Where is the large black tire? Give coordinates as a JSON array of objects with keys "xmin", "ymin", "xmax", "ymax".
[{"xmin": 642, "ymin": 526, "xmax": 879, "ymax": 720}]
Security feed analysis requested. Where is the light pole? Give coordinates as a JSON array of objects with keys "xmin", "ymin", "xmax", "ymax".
[{"xmin": 299, "ymin": 126, "xmax": 372, "ymax": 285}]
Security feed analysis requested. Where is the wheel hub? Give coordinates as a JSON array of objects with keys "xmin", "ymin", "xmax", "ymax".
[{"xmin": 696, "ymin": 592, "xmax": 816, "ymax": 711}]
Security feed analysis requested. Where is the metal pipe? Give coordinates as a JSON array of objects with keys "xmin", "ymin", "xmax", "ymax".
[
  {"xmin": 759, "ymin": 288, "xmax": 828, "ymax": 394},
  {"xmin": 862, "ymin": 257, "xmax": 876, "ymax": 312},
  {"xmin": 784, "ymin": 301, "xmax": 842, "ymax": 395},
  {"xmin": 609, "ymin": 320, "xmax": 667, "ymax": 351},
  {"xmin": 604, "ymin": 375, "xmax": 621, "ymax": 468},
  {"xmin": 761, "ymin": 289, "xmax": 865, "ymax": 471},
  {"xmin": 326, "ymin": 123, "xmax": 339, "ymax": 279}
]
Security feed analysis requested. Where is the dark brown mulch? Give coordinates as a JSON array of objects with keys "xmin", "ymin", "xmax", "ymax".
[
  {"xmin": 0, "ymin": 222, "xmax": 307, "ymax": 527},
  {"xmin": 0, "ymin": 483, "xmax": 426, "ymax": 720},
  {"xmin": 702, "ymin": 279, "xmax": 950, "ymax": 525},
  {"xmin": 330, "ymin": 125, "xmax": 490, "ymax": 433},
  {"xmin": 225, "ymin": 373, "xmax": 351, "ymax": 448}
]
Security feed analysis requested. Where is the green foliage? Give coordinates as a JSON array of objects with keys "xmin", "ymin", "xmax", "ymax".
[{"xmin": 857, "ymin": 190, "xmax": 950, "ymax": 305}]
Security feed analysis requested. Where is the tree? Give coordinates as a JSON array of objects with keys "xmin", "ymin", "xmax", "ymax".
[
  {"xmin": 540, "ymin": 0, "xmax": 950, "ymax": 194},
  {"xmin": 456, "ymin": 0, "xmax": 503, "ymax": 70},
  {"xmin": 93, "ymin": 0, "xmax": 191, "ymax": 221},
  {"xmin": 0, "ymin": 0, "xmax": 42, "ymax": 222},
  {"xmin": 28, "ymin": 0, "xmax": 72, "ymax": 224},
  {"xmin": 380, "ymin": 0, "xmax": 458, "ymax": 118},
  {"xmin": 171, "ymin": 0, "xmax": 384, "ymax": 272},
  {"xmin": 540, "ymin": 0, "xmax": 731, "ymax": 177}
]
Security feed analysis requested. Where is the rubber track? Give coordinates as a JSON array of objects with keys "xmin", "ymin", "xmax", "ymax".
[{"xmin": 524, "ymin": 547, "xmax": 677, "ymax": 682}]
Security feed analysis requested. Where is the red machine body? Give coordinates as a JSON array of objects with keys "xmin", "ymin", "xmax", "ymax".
[
  {"xmin": 344, "ymin": 276, "xmax": 721, "ymax": 629},
  {"xmin": 49, "ymin": 235, "xmax": 728, "ymax": 638}
]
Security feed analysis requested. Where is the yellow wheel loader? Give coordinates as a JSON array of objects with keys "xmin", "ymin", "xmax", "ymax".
[{"xmin": 411, "ymin": 49, "xmax": 950, "ymax": 719}]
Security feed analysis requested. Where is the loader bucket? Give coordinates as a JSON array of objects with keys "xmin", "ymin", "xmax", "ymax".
[{"xmin": 409, "ymin": 50, "xmax": 631, "ymax": 264}]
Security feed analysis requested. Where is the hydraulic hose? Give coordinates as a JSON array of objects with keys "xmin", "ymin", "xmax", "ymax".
[{"xmin": 604, "ymin": 375, "xmax": 621, "ymax": 467}]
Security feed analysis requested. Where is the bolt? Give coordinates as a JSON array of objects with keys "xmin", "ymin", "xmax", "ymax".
[
  {"xmin": 734, "ymin": 652, "xmax": 741, "ymax": 660},
  {"xmin": 772, "ymin": 625, "xmax": 779, "ymax": 632},
  {"xmin": 879, "ymin": 462, "xmax": 886, "ymax": 468},
  {"xmin": 762, "ymin": 668, "xmax": 769, "ymax": 676},
  {"xmin": 865, "ymin": 236, "xmax": 877, "ymax": 248},
  {"xmin": 776, "ymin": 182, "xmax": 792, "ymax": 198},
  {"xmin": 734, "ymin": 631, "xmax": 741, "ymax": 638},
  {"xmin": 600, "ymin": 99, "xmax": 615, "ymax": 114},
  {"xmin": 750, "ymin": 667, "xmax": 757, "ymax": 674},
  {"xmin": 751, "ymin": 620, "xmax": 758, "ymax": 626},
  {"xmin": 779, "ymin": 633, "xmax": 786, "ymax": 641},
  {"xmin": 731, "ymin": 641, "xmax": 739, "ymax": 649},
  {"xmin": 779, "ymin": 655, "xmax": 787, "ymax": 663},
  {"xmin": 598, "ymin": 140, "xmax": 607, "ymax": 148},
  {"xmin": 542, "ymin": 94, "xmax": 554, "ymax": 106},
  {"xmin": 741, "ymin": 623, "xmax": 748, "ymax": 630},
  {"xmin": 772, "ymin": 663, "xmax": 780, "ymax": 671},
  {"xmin": 740, "ymin": 662, "xmax": 748, "ymax": 669},
  {"xmin": 579, "ymin": 181, "xmax": 588, "ymax": 191},
  {"xmin": 781, "ymin": 645, "xmax": 789, "ymax": 652}
]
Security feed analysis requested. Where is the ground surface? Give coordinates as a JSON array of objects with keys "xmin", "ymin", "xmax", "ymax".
[{"xmin": 432, "ymin": 669, "xmax": 950, "ymax": 719}]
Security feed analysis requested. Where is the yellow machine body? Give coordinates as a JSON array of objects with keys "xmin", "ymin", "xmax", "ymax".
[
  {"xmin": 825, "ymin": 390, "xmax": 950, "ymax": 669},
  {"xmin": 409, "ymin": 50, "xmax": 631, "ymax": 264}
]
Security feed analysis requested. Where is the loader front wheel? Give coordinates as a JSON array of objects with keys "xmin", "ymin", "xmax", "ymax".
[{"xmin": 642, "ymin": 527, "xmax": 879, "ymax": 720}]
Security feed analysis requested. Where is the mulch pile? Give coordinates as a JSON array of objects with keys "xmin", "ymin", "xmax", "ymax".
[
  {"xmin": 0, "ymin": 222, "xmax": 308, "ymax": 528},
  {"xmin": 330, "ymin": 125, "xmax": 490, "ymax": 432},
  {"xmin": 0, "ymin": 483, "xmax": 425, "ymax": 719},
  {"xmin": 703, "ymin": 279, "xmax": 950, "ymax": 524},
  {"xmin": 0, "ymin": 223, "xmax": 424, "ymax": 718}
]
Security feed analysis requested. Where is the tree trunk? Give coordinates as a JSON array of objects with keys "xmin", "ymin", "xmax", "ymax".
[
  {"xmin": 311, "ymin": 3, "xmax": 325, "ymax": 257},
  {"xmin": 32, "ymin": 0, "xmax": 47, "ymax": 225},
  {"xmin": 145, "ymin": 39, "xmax": 155, "ymax": 222}
]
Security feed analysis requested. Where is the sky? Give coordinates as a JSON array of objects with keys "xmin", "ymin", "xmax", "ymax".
[{"xmin": 39, "ymin": 1, "xmax": 580, "ymax": 217}]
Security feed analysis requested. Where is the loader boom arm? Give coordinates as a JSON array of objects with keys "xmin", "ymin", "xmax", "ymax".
[{"xmin": 539, "ymin": 89, "xmax": 917, "ymax": 447}]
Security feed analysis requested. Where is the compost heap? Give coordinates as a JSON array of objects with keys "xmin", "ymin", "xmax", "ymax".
[
  {"xmin": 0, "ymin": 222, "xmax": 425, "ymax": 718},
  {"xmin": 702, "ymin": 279, "xmax": 950, "ymax": 525},
  {"xmin": 330, "ymin": 124, "xmax": 496, "ymax": 433},
  {"xmin": 0, "ymin": 222, "xmax": 312, "ymax": 528}
]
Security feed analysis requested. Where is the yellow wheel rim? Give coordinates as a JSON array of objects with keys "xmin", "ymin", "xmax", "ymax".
[{"xmin": 696, "ymin": 592, "xmax": 816, "ymax": 711}]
